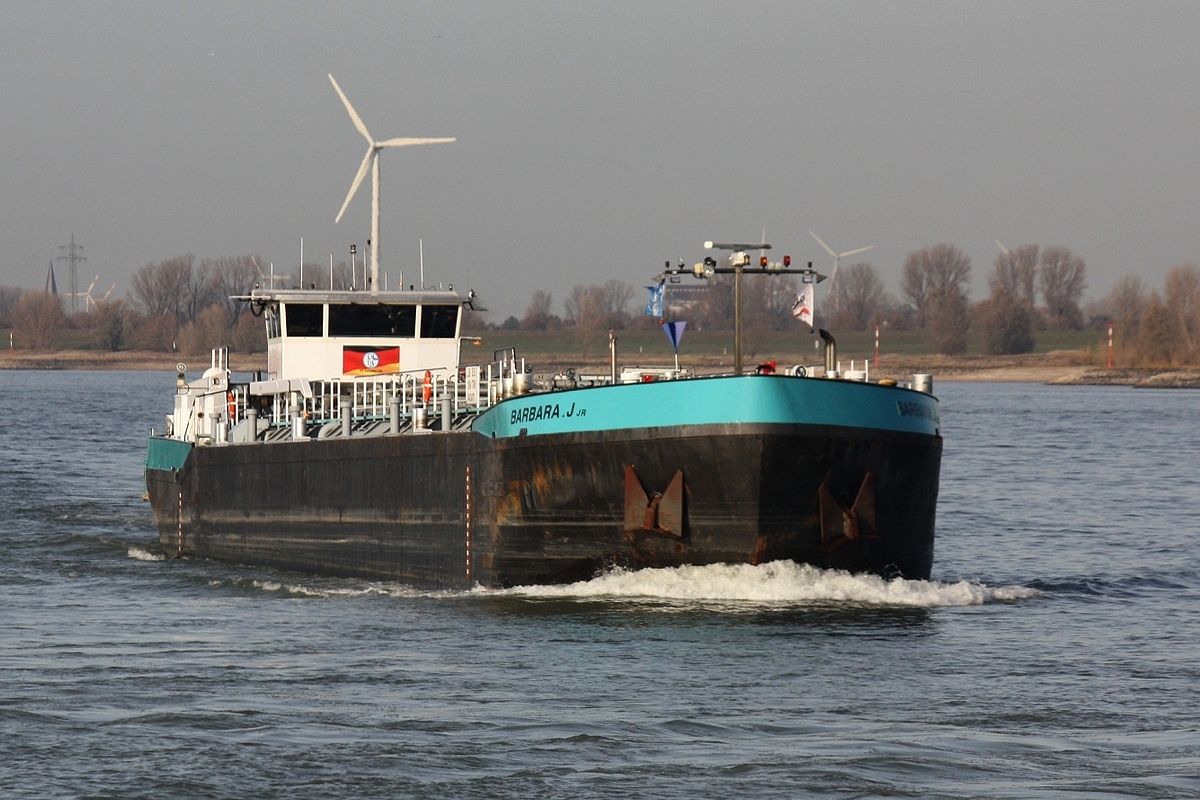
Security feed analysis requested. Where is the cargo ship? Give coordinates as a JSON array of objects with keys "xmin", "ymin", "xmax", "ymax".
[{"xmin": 143, "ymin": 244, "xmax": 943, "ymax": 589}]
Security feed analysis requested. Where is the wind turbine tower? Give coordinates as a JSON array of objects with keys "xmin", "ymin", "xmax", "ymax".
[
  {"xmin": 809, "ymin": 232, "xmax": 873, "ymax": 312},
  {"xmin": 329, "ymin": 74, "xmax": 455, "ymax": 294}
]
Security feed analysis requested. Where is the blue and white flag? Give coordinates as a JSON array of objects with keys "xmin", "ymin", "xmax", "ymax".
[
  {"xmin": 661, "ymin": 320, "xmax": 687, "ymax": 352},
  {"xmin": 644, "ymin": 282, "xmax": 664, "ymax": 318}
]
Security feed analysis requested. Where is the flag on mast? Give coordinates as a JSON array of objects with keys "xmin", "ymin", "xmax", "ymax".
[
  {"xmin": 661, "ymin": 320, "xmax": 686, "ymax": 351},
  {"xmin": 644, "ymin": 282, "xmax": 664, "ymax": 318},
  {"xmin": 792, "ymin": 283, "xmax": 814, "ymax": 329},
  {"xmin": 662, "ymin": 320, "xmax": 687, "ymax": 371}
]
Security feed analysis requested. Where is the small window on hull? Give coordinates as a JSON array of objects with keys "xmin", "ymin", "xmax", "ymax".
[{"xmin": 420, "ymin": 305, "xmax": 460, "ymax": 339}]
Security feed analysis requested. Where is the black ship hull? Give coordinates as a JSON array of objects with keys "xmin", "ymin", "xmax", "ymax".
[{"xmin": 145, "ymin": 420, "xmax": 941, "ymax": 589}]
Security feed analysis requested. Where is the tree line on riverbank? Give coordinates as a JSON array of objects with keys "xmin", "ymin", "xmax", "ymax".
[{"xmin": 1, "ymin": 245, "xmax": 1197, "ymax": 367}]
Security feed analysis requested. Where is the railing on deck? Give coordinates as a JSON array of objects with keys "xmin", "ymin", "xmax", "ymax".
[{"xmin": 226, "ymin": 357, "xmax": 527, "ymax": 435}]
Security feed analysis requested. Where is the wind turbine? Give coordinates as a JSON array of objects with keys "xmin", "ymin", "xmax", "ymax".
[
  {"xmin": 80, "ymin": 275, "xmax": 116, "ymax": 312},
  {"xmin": 328, "ymin": 73, "xmax": 455, "ymax": 294},
  {"xmin": 809, "ymin": 232, "xmax": 873, "ymax": 312}
]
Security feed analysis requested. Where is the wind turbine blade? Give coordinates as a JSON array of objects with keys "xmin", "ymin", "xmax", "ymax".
[
  {"xmin": 335, "ymin": 147, "xmax": 374, "ymax": 224},
  {"xmin": 839, "ymin": 245, "xmax": 874, "ymax": 258},
  {"xmin": 103, "ymin": 284, "xmax": 116, "ymax": 301},
  {"xmin": 328, "ymin": 74, "xmax": 373, "ymax": 144},
  {"xmin": 87, "ymin": 275, "xmax": 99, "ymax": 294},
  {"xmin": 995, "ymin": 238, "xmax": 1010, "ymax": 255},
  {"xmin": 809, "ymin": 232, "xmax": 837, "ymax": 259},
  {"xmin": 376, "ymin": 136, "xmax": 456, "ymax": 148}
]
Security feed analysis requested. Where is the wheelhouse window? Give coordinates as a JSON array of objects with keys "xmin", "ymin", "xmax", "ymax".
[
  {"xmin": 284, "ymin": 303, "xmax": 324, "ymax": 337},
  {"xmin": 420, "ymin": 304, "xmax": 460, "ymax": 339},
  {"xmin": 328, "ymin": 303, "xmax": 416, "ymax": 337}
]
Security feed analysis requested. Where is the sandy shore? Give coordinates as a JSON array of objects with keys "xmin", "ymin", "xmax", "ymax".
[{"xmin": 935, "ymin": 365, "xmax": 1092, "ymax": 383}]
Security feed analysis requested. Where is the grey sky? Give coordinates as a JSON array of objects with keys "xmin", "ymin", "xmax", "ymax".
[{"xmin": 2, "ymin": 1, "xmax": 1196, "ymax": 318}]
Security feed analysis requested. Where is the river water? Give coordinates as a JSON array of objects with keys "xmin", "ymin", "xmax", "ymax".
[{"xmin": 1, "ymin": 370, "xmax": 1197, "ymax": 799}]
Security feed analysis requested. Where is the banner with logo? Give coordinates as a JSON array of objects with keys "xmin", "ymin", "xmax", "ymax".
[
  {"xmin": 343, "ymin": 346, "xmax": 400, "ymax": 376},
  {"xmin": 792, "ymin": 284, "xmax": 814, "ymax": 329},
  {"xmin": 644, "ymin": 282, "xmax": 664, "ymax": 318}
]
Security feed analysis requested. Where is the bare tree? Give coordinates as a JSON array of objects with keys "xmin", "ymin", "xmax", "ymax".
[
  {"xmin": 563, "ymin": 284, "xmax": 602, "ymax": 356},
  {"xmin": 925, "ymin": 243, "xmax": 972, "ymax": 294},
  {"xmin": 695, "ymin": 274, "xmax": 734, "ymax": 330},
  {"xmin": 981, "ymin": 254, "xmax": 1037, "ymax": 354},
  {"xmin": 833, "ymin": 262, "xmax": 887, "ymax": 330},
  {"xmin": 741, "ymin": 273, "xmax": 801, "ymax": 336},
  {"xmin": 178, "ymin": 304, "xmax": 232, "ymax": 356},
  {"xmin": 993, "ymin": 244, "xmax": 1039, "ymax": 306},
  {"xmin": 130, "ymin": 255, "xmax": 199, "ymax": 320},
  {"xmin": 1038, "ymin": 246, "xmax": 1087, "ymax": 329},
  {"xmin": 0, "ymin": 286, "xmax": 23, "ymax": 326},
  {"xmin": 565, "ymin": 280, "xmax": 635, "ymax": 336},
  {"xmin": 902, "ymin": 244, "xmax": 971, "ymax": 335},
  {"xmin": 232, "ymin": 311, "xmax": 269, "ymax": 353},
  {"xmin": 980, "ymin": 287, "xmax": 1035, "ymax": 355},
  {"xmin": 129, "ymin": 252, "xmax": 226, "ymax": 349},
  {"xmin": 521, "ymin": 290, "xmax": 561, "ymax": 331},
  {"xmin": 900, "ymin": 255, "xmax": 929, "ymax": 326},
  {"xmin": 461, "ymin": 308, "xmax": 488, "ymax": 332},
  {"xmin": 1164, "ymin": 262, "xmax": 1200, "ymax": 359},
  {"xmin": 927, "ymin": 286, "xmax": 970, "ymax": 355},
  {"xmin": 10, "ymin": 291, "xmax": 64, "ymax": 350},
  {"xmin": 179, "ymin": 256, "xmax": 216, "ymax": 324},
  {"xmin": 563, "ymin": 284, "xmax": 593, "ymax": 326},
  {"xmin": 209, "ymin": 255, "xmax": 262, "ymax": 325},
  {"xmin": 593, "ymin": 279, "xmax": 635, "ymax": 329},
  {"xmin": 130, "ymin": 260, "xmax": 179, "ymax": 319},
  {"xmin": 1103, "ymin": 275, "xmax": 1147, "ymax": 352},
  {"xmin": 90, "ymin": 299, "xmax": 133, "ymax": 352},
  {"xmin": 1138, "ymin": 294, "xmax": 1178, "ymax": 365}
]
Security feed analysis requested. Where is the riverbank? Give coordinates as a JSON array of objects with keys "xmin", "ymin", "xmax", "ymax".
[
  {"xmin": 0, "ymin": 350, "xmax": 267, "ymax": 373},
  {"xmin": 2, "ymin": 348, "xmax": 1198, "ymax": 387}
]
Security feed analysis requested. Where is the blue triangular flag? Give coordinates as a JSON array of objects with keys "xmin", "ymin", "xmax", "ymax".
[{"xmin": 661, "ymin": 320, "xmax": 687, "ymax": 352}]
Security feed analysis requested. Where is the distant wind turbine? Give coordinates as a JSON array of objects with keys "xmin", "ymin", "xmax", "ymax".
[
  {"xmin": 80, "ymin": 275, "xmax": 116, "ymax": 312},
  {"xmin": 328, "ymin": 73, "xmax": 455, "ymax": 294},
  {"xmin": 809, "ymin": 232, "xmax": 873, "ymax": 311}
]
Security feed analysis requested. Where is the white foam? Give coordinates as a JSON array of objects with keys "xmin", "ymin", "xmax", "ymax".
[
  {"xmin": 127, "ymin": 546, "xmax": 165, "ymax": 562},
  {"xmin": 248, "ymin": 579, "xmax": 418, "ymax": 599},
  {"xmin": 484, "ymin": 561, "xmax": 1040, "ymax": 609}
]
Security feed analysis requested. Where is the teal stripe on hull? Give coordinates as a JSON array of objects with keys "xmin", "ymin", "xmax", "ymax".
[
  {"xmin": 145, "ymin": 436, "xmax": 193, "ymax": 472},
  {"xmin": 472, "ymin": 375, "xmax": 940, "ymax": 439}
]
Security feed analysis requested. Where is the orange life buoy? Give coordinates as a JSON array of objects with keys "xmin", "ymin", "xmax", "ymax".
[
  {"xmin": 422, "ymin": 370, "xmax": 433, "ymax": 403},
  {"xmin": 227, "ymin": 391, "xmax": 237, "ymax": 420}
]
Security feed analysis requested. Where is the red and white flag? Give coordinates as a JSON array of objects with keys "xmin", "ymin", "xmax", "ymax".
[{"xmin": 792, "ymin": 284, "xmax": 814, "ymax": 328}]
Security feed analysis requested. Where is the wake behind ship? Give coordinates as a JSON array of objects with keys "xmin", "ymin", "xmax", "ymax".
[{"xmin": 144, "ymin": 251, "xmax": 942, "ymax": 589}]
